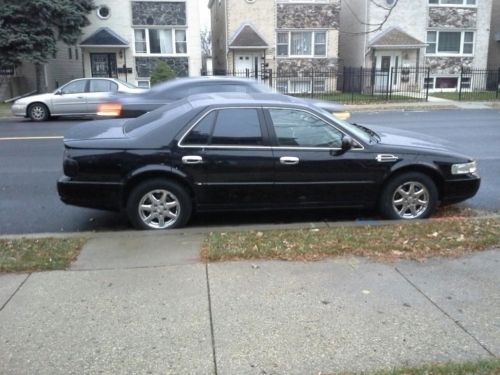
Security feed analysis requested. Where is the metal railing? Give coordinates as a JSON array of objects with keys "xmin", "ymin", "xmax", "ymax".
[{"xmin": 204, "ymin": 66, "xmax": 500, "ymax": 103}]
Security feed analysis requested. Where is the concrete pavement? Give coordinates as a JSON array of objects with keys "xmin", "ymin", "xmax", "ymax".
[{"xmin": 0, "ymin": 231, "xmax": 498, "ymax": 374}]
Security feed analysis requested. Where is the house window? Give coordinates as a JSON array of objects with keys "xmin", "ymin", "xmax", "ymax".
[
  {"xmin": 460, "ymin": 77, "xmax": 471, "ymax": 89},
  {"xmin": 426, "ymin": 31, "xmax": 474, "ymax": 55},
  {"xmin": 97, "ymin": 5, "xmax": 111, "ymax": 19},
  {"xmin": 75, "ymin": 48, "xmax": 79, "ymax": 60},
  {"xmin": 428, "ymin": 0, "xmax": 476, "ymax": 5},
  {"xmin": 134, "ymin": 28, "xmax": 188, "ymax": 55},
  {"xmin": 68, "ymin": 47, "xmax": 72, "ymax": 60},
  {"xmin": 424, "ymin": 77, "xmax": 434, "ymax": 89},
  {"xmin": 435, "ymin": 77, "xmax": 458, "ymax": 89},
  {"xmin": 135, "ymin": 29, "xmax": 147, "ymax": 53},
  {"xmin": 137, "ymin": 80, "xmax": 150, "ymax": 88},
  {"xmin": 276, "ymin": 31, "xmax": 327, "ymax": 57}
]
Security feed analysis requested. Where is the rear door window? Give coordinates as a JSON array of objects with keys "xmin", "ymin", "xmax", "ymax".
[
  {"xmin": 89, "ymin": 79, "xmax": 118, "ymax": 93},
  {"xmin": 182, "ymin": 108, "xmax": 264, "ymax": 146}
]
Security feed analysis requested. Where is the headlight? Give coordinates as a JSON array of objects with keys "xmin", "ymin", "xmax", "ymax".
[{"xmin": 451, "ymin": 161, "xmax": 476, "ymax": 175}]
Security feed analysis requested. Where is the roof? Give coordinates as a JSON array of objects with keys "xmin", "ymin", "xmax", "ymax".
[
  {"xmin": 369, "ymin": 28, "xmax": 426, "ymax": 48},
  {"xmin": 186, "ymin": 92, "xmax": 311, "ymax": 109},
  {"xmin": 80, "ymin": 27, "xmax": 129, "ymax": 47},
  {"xmin": 229, "ymin": 24, "xmax": 268, "ymax": 49}
]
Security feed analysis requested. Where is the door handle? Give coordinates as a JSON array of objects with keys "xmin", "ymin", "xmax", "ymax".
[
  {"xmin": 77, "ymin": 96, "xmax": 85, "ymax": 99},
  {"xmin": 182, "ymin": 155, "xmax": 203, "ymax": 165},
  {"xmin": 280, "ymin": 156, "xmax": 299, "ymax": 165}
]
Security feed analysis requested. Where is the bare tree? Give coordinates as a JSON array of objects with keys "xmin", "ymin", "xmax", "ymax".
[
  {"xmin": 342, "ymin": 0, "xmax": 400, "ymax": 34},
  {"xmin": 201, "ymin": 28, "xmax": 212, "ymax": 57}
]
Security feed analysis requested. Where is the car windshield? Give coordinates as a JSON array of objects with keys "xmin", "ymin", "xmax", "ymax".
[
  {"xmin": 315, "ymin": 107, "xmax": 373, "ymax": 144},
  {"xmin": 124, "ymin": 99, "xmax": 192, "ymax": 133}
]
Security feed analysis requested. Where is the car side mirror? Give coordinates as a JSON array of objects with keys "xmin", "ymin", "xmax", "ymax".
[
  {"xmin": 341, "ymin": 135, "xmax": 354, "ymax": 152},
  {"xmin": 55, "ymin": 90, "xmax": 63, "ymax": 95}
]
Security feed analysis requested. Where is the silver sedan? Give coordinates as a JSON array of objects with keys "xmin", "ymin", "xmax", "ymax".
[{"xmin": 11, "ymin": 78, "xmax": 145, "ymax": 121}]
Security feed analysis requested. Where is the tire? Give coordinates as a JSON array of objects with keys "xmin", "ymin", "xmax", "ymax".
[
  {"xmin": 379, "ymin": 172, "xmax": 438, "ymax": 220},
  {"xmin": 126, "ymin": 179, "xmax": 192, "ymax": 230},
  {"xmin": 28, "ymin": 103, "xmax": 50, "ymax": 122}
]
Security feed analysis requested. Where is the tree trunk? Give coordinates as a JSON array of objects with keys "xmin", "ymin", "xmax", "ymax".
[{"xmin": 34, "ymin": 63, "xmax": 46, "ymax": 93}]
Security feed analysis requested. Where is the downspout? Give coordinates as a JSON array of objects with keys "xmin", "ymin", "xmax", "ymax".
[{"xmin": 363, "ymin": 0, "xmax": 368, "ymax": 67}]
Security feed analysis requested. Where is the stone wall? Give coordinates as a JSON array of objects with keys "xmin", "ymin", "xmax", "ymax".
[
  {"xmin": 132, "ymin": 1, "xmax": 186, "ymax": 26},
  {"xmin": 135, "ymin": 57, "xmax": 189, "ymax": 77},
  {"xmin": 277, "ymin": 3, "xmax": 340, "ymax": 29},
  {"xmin": 277, "ymin": 58, "xmax": 339, "ymax": 74},
  {"xmin": 428, "ymin": 8, "xmax": 476, "ymax": 28},
  {"xmin": 425, "ymin": 57, "xmax": 474, "ymax": 74}
]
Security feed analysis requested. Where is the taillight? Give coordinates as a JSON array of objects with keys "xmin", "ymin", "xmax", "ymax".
[
  {"xmin": 97, "ymin": 102, "xmax": 122, "ymax": 117},
  {"xmin": 63, "ymin": 151, "xmax": 79, "ymax": 177}
]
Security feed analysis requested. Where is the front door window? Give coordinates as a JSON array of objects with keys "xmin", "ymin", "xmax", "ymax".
[{"xmin": 90, "ymin": 53, "xmax": 117, "ymax": 78}]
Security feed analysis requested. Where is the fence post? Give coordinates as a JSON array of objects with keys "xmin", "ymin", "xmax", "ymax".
[
  {"xmin": 389, "ymin": 67, "xmax": 394, "ymax": 100},
  {"xmin": 385, "ymin": 67, "xmax": 390, "ymax": 101},
  {"xmin": 350, "ymin": 68, "xmax": 354, "ymax": 104},
  {"xmin": 459, "ymin": 66, "xmax": 463, "ymax": 101},
  {"xmin": 496, "ymin": 68, "xmax": 500, "ymax": 99},
  {"xmin": 425, "ymin": 67, "xmax": 430, "ymax": 102},
  {"xmin": 311, "ymin": 69, "xmax": 314, "ymax": 99},
  {"xmin": 269, "ymin": 69, "xmax": 273, "ymax": 89}
]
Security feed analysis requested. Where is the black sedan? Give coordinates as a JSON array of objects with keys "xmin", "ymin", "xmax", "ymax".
[
  {"xmin": 96, "ymin": 76, "xmax": 350, "ymax": 120},
  {"xmin": 58, "ymin": 93, "xmax": 480, "ymax": 230}
]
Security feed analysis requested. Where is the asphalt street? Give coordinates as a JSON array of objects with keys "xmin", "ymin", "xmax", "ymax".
[{"xmin": 0, "ymin": 108, "xmax": 499, "ymax": 235}]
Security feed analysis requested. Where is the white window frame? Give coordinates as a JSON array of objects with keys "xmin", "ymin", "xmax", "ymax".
[
  {"xmin": 428, "ymin": 0, "xmax": 476, "ymax": 7},
  {"xmin": 133, "ymin": 27, "xmax": 188, "ymax": 56},
  {"xmin": 276, "ymin": 30, "xmax": 327, "ymax": 58},
  {"xmin": 136, "ymin": 80, "xmax": 151, "ymax": 88},
  {"xmin": 426, "ymin": 30, "xmax": 474, "ymax": 56}
]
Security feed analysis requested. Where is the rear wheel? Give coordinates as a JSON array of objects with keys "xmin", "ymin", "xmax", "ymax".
[
  {"xmin": 28, "ymin": 103, "xmax": 50, "ymax": 122},
  {"xmin": 379, "ymin": 172, "xmax": 438, "ymax": 220},
  {"xmin": 126, "ymin": 179, "xmax": 192, "ymax": 230}
]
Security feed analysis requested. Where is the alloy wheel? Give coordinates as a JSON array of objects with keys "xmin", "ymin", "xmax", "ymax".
[
  {"xmin": 392, "ymin": 181, "xmax": 430, "ymax": 219},
  {"xmin": 138, "ymin": 189, "xmax": 180, "ymax": 229}
]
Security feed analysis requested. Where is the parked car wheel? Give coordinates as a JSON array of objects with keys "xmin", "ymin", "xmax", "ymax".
[
  {"xmin": 127, "ymin": 179, "xmax": 192, "ymax": 230},
  {"xmin": 379, "ymin": 172, "xmax": 438, "ymax": 220},
  {"xmin": 28, "ymin": 103, "xmax": 50, "ymax": 122}
]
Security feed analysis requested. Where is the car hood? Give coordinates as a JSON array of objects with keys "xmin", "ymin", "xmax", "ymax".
[
  {"xmin": 15, "ymin": 92, "xmax": 54, "ymax": 104},
  {"xmin": 367, "ymin": 125, "xmax": 472, "ymax": 159},
  {"xmin": 64, "ymin": 119, "xmax": 128, "ymax": 142}
]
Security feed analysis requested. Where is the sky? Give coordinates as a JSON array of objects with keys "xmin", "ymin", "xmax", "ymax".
[{"xmin": 199, "ymin": 3, "xmax": 211, "ymax": 31}]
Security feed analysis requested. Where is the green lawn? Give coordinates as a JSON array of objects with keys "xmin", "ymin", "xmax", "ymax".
[
  {"xmin": 0, "ymin": 237, "xmax": 87, "ymax": 273},
  {"xmin": 293, "ymin": 92, "xmax": 425, "ymax": 104},
  {"xmin": 0, "ymin": 102, "xmax": 12, "ymax": 117},
  {"xmin": 336, "ymin": 357, "xmax": 500, "ymax": 375},
  {"xmin": 431, "ymin": 91, "xmax": 499, "ymax": 101}
]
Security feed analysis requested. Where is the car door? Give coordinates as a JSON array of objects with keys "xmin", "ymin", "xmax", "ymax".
[
  {"xmin": 87, "ymin": 79, "xmax": 118, "ymax": 114},
  {"xmin": 265, "ymin": 107, "xmax": 380, "ymax": 208},
  {"xmin": 178, "ymin": 107, "xmax": 275, "ymax": 209},
  {"xmin": 51, "ymin": 80, "xmax": 88, "ymax": 115}
]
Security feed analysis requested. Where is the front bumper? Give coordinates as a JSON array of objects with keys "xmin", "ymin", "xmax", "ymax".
[
  {"xmin": 57, "ymin": 177, "xmax": 124, "ymax": 211},
  {"xmin": 441, "ymin": 174, "xmax": 481, "ymax": 204},
  {"xmin": 11, "ymin": 103, "xmax": 28, "ymax": 117}
]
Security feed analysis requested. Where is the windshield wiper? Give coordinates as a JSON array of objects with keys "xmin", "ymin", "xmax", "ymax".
[{"xmin": 352, "ymin": 123, "xmax": 381, "ymax": 143}]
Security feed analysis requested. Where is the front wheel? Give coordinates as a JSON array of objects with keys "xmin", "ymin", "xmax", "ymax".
[
  {"xmin": 127, "ymin": 179, "xmax": 192, "ymax": 230},
  {"xmin": 28, "ymin": 103, "xmax": 50, "ymax": 122},
  {"xmin": 379, "ymin": 172, "xmax": 438, "ymax": 220}
]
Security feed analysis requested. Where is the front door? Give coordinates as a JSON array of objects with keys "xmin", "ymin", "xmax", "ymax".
[
  {"xmin": 374, "ymin": 52, "xmax": 400, "ymax": 92},
  {"xmin": 235, "ymin": 52, "xmax": 260, "ymax": 75},
  {"xmin": 265, "ymin": 108, "xmax": 379, "ymax": 207},
  {"xmin": 52, "ymin": 79, "xmax": 89, "ymax": 115},
  {"xmin": 90, "ymin": 53, "xmax": 117, "ymax": 78}
]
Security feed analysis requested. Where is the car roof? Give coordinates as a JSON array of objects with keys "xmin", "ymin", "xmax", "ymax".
[{"xmin": 185, "ymin": 92, "xmax": 312, "ymax": 110}]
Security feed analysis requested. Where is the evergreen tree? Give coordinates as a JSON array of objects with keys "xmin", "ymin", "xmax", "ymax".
[
  {"xmin": 150, "ymin": 61, "xmax": 177, "ymax": 86},
  {"xmin": 0, "ymin": 0, "xmax": 95, "ymax": 91}
]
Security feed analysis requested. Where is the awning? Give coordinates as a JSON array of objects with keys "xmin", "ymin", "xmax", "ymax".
[
  {"xmin": 79, "ymin": 27, "xmax": 129, "ymax": 48},
  {"xmin": 229, "ymin": 24, "xmax": 268, "ymax": 49},
  {"xmin": 369, "ymin": 27, "xmax": 427, "ymax": 49}
]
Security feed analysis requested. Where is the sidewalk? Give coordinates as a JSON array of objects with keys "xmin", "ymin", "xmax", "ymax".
[{"xmin": 0, "ymin": 230, "xmax": 498, "ymax": 374}]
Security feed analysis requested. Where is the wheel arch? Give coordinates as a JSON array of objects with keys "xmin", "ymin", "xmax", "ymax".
[
  {"xmin": 381, "ymin": 163, "xmax": 445, "ymax": 201},
  {"xmin": 27, "ymin": 101, "xmax": 51, "ymax": 117},
  {"xmin": 122, "ymin": 166, "xmax": 196, "ymax": 208}
]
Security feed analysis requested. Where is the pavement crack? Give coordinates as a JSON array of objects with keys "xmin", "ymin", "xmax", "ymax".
[
  {"xmin": 0, "ymin": 273, "xmax": 31, "ymax": 313},
  {"xmin": 205, "ymin": 263, "xmax": 219, "ymax": 375},
  {"xmin": 395, "ymin": 267, "xmax": 495, "ymax": 357}
]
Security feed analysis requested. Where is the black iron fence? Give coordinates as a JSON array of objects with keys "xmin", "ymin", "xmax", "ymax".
[{"xmin": 203, "ymin": 66, "xmax": 500, "ymax": 103}]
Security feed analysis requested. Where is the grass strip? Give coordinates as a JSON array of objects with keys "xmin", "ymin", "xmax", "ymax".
[
  {"xmin": 0, "ymin": 237, "xmax": 87, "ymax": 273},
  {"xmin": 0, "ymin": 103, "xmax": 12, "ymax": 117},
  {"xmin": 334, "ymin": 357, "xmax": 500, "ymax": 375},
  {"xmin": 202, "ymin": 217, "xmax": 500, "ymax": 262}
]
